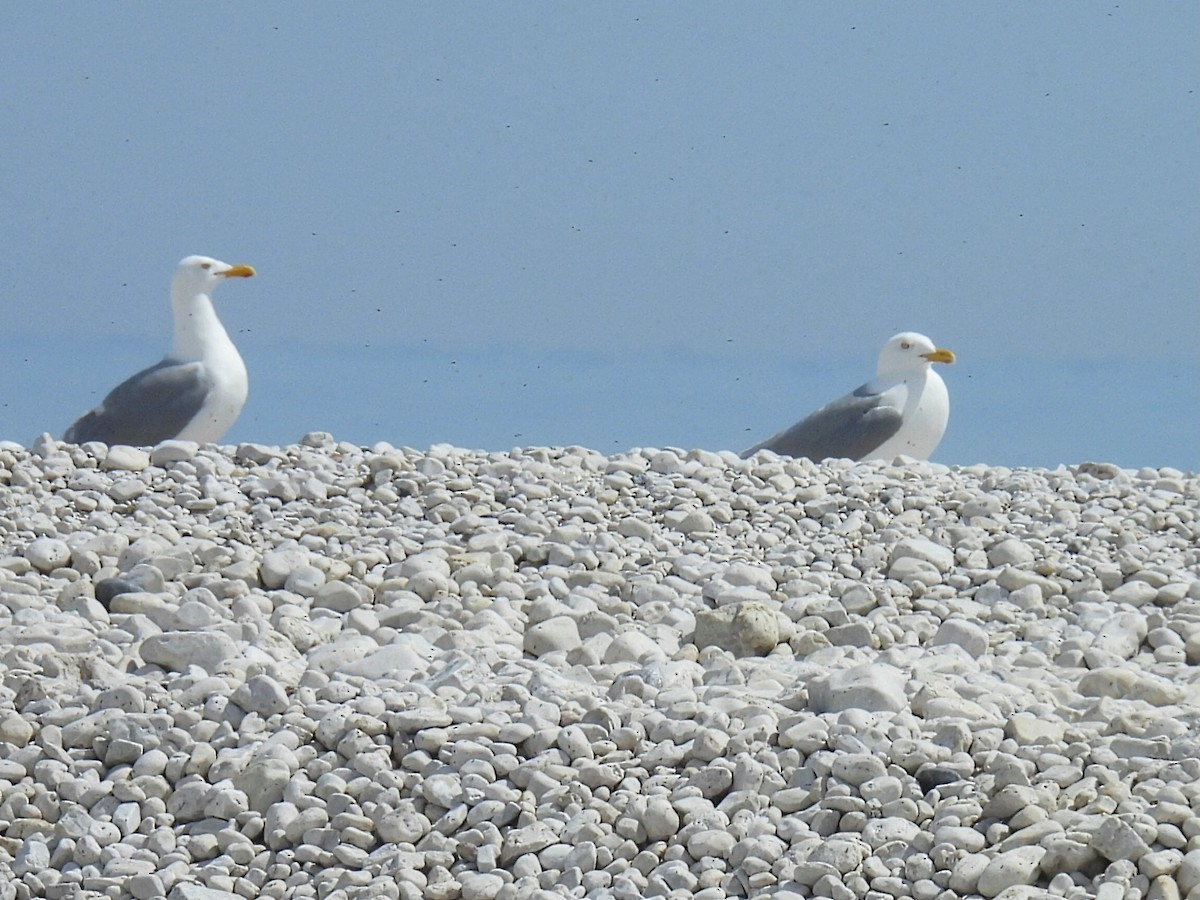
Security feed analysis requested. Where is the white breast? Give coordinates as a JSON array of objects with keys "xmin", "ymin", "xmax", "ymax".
[
  {"xmin": 864, "ymin": 369, "xmax": 949, "ymax": 461},
  {"xmin": 175, "ymin": 338, "xmax": 248, "ymax": 443}
]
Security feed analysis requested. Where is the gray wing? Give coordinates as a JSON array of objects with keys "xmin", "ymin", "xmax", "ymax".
[
  {"xmin": 64, "ymin": 358, "xmax": 212, "ymax": 445},
  {"xmin": 742, "ymin": 383, "xmax": 904, "ymax": 461}
]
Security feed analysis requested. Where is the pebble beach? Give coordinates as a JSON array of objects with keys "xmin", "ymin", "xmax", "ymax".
[{"xmin": 1, "ymin": 433, "xmax": 1198, "ymax": 900}]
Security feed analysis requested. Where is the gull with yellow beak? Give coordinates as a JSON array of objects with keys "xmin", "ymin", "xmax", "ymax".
[
  {"xmin": 65, "ymin": 255, "xmax": 255, "ymax": 445},
  {"xmin": 743, "ymin": 331, "xmax": 956, "ymax": 462}
]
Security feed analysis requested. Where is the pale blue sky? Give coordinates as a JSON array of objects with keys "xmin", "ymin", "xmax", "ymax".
[{"xmin": 2, "ymin": 4, "xmax": 1196, "ymax": 468}]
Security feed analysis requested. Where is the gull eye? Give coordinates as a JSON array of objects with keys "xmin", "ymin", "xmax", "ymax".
[
  {"xmin": 200, "ymin": 262, "xmax": 211, "ymax": 269},
  {"xmin": 900, "ymin": 341, "xmax": 911, "ymax": 350}
]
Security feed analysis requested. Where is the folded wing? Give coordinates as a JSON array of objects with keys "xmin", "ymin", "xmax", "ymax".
[
  {"xmin": 64, "ymin": 359, "xmax": 212, "ymax": 446},
  {"xmin": 742, "ymin": 383, "xmax": 906, "ymax": 462}
]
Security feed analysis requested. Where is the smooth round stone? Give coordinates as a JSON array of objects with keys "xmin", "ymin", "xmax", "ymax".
[
  {"xmin": 422, "ymin": 773, "xmax": 463, "ymax": 807},
  {"xmin": 94, "ymin": 685, "xmax": 146, "ymax": 714},
  {"xmin": 831, "ymin": 753, "xmax": 887, "ymax": 786},
  {"xmin": 616, "ymin": 517, "xmax": 654, "ymax": 540},
  {"xmin": 1088, "ymin": 611, "xmax": 1148, "ymax": 662},
  {"xmin": 888, "ymin": 556, "xmax": 943, "ymax": 587},
  {"xmin": 458, "ymin": 872, "xmax": 505, "ymax": 900},
  {"xmin": 260, "ymin": 549, "xmax": 311, "ymax": 589},
  {"xmin": 106, "ymin": 475, "xmax": 145, "ymax": 496},
  {"xmin": 499, "ymin": 822, "xmax": 559, "ymax": 864},
  {"xmin": 165, "ymin": 780, "xmax": 212, "ymax": 823},
  {"xmin": 809, "ymin": 663, "xmax": 907, "ymax": 713},
  {"xmin": 127, "ymin": 874, "xmax": 166, "ymax": 900},
  {"xmin": 720, "ymin": 562, "xmax": 778, "ymax": 592},
  {"xmin": 948, "ymin": 853, "xmax": 990, "ymax": 894},
  {"xmin": 603, "ymin": 630, "xmax": 665, "ymax": 664},
  {"xmin": 313, "ymin": 580, "xmax": 364, "ymax": 612},
  {"xmin": 987, "ymin": 538, "xmax": 1036, "ymax": 567},
  {"xmin": 931, "ymin": 619, "xmax": 989, "ymax": 656},
  {"xmin": 808, "ymin": 838, "xmax": 865, "ymax": 874},
  {"xmin": 148, "ymin": 441, "xmax": 199, "ymax": 466},
  {"xmin": 642, "ymin": 797, "xmax": 680, "ymax": 842},
  {"xmin": 25, "ymin": 537, "xmax": 71, "ymax": 573},
  {"xmin": 0, "ymin": 713, "xmax": 35, "ymax": 746},
  {"xmin": 861, "ymin": 817, "xmax": 922, "ymax": 849},
  {"xmin": 556, "ymin": 725, "xmax": 594, "ymax": 762},
  {"xmin": 890, "ymin": 537, "xmax": 955, "ymax": 573},
  {"xmin": 173, "ymin": 600, "xmax": 218, "ymax": 630},
  {"xmin": 859, "ymin": 775, "xmax": 904, "ymax": 805},
  {"xmin": 117, "ymin": 535, "xmax": 172, "ymax": 571},
  {"xmin": 233, "ymin": 758, "xmax": 293, "ymax": 815},
  {"xmin": 1109, "ymin": 580, "xmax": 1159, "ymax": 607},
  {"xmin": 934, "ymin": 825, "xmax": 987, "ymax": 853},
  {"xmin": 232, "ymin": 674, "xmax": 290, "ymax": 718},
  {"xmin": 523, "ymin": 615, "xmax": 581, "ymax": 656},
  {"xmin": 959, "ymin": 494, "xmax": 1004, "ymax": 518},
  {"xmin": 975, "ymin": 845, "xmax": 1046, "ymax": 897},
  {"xmin": 1138, "ymin": 848, "xmax": 1183, "ymax": 879},
  {"xmin": 140, "ymin": 632, "xmax": 239, "ymax": 674},
  {"xmin": 101, "ymin": 445, "xmax": 151, "ymax": 471},
  {"xmin": 667, "ymin": 508, "xmax": 716, "ymax": 536},
  {"xmin": 693, "ymin": 601, "xmax": 779, "ymax": 657},
  {"xmin": 686, "ymin": 829, "xmax": 736, "ymax": 859},
  {"xmin": 284, "ymin": 564, "xmax": 326, "ymax": 597},
  {"xmin": 126, "ymin": 563, "xmax": 167, "ymax": 593}
]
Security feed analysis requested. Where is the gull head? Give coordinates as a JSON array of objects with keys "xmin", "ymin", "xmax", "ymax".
[
  {"xmin": 172, "ymin": 255, "xmax": 255, "ymax": 298},
  {"xmin": 877, "ymin": 332, "xmax": 955, "ymax": 376}
]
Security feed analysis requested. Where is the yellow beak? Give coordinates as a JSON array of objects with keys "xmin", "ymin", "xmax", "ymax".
[
  {"xmin": 222, "ymin": 264, "xmax": 255, "ymax": 278},
  {"xmin": 922, "ymin": 348, "xmax": 955, "ymax": 364}
]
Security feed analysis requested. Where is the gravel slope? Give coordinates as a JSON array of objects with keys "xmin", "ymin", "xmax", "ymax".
[{"xmin": 1, "ymin": 434, "xmax": 1198, "ymax": 900}]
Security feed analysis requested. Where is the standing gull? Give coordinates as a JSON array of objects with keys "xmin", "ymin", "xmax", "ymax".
[
  {"xmin": 742, "ymin": 331, "xmax": 955, "ymax": 462},
  {"xmin": 64, "ymin": 255, "xmax": 255, "ymax": 446}
]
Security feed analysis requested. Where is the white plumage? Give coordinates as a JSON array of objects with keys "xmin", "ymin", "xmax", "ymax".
[
  {"xmin": 744, "ymin": 331, "xmax": 955, "ymax": 462},
  {"xmin": 64, "ymin": 255, "xmax": 254, "ymax": 446}
]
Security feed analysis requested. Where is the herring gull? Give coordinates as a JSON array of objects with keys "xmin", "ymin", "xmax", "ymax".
[
  {"xmin": 64, "ymin": 255, "xmax": 255, "ymax": 445},
  {"xmin": 742, "ymin": 331, "xmax": 955, "ymax": 462}
]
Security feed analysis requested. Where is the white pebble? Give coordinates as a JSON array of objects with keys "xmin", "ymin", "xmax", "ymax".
[{"xmin": 24, "ymin": 537, "xmax": 71, "ymax": 573}]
